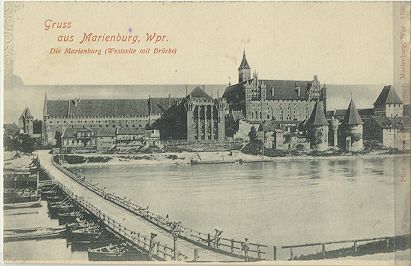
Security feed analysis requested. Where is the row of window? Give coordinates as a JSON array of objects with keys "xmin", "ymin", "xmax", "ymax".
[{"xmin": 50, "ymin": 120, "xmax": 148, "ymax": 124}]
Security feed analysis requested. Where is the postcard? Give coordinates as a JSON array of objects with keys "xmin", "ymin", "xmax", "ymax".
[{"xmin": 2, "ymin": 1, "xmax": 410, "ymax": 265}]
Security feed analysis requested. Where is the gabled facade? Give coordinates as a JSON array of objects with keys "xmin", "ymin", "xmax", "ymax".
[
  {"xmin": 373, "ymin": 85, "xmax": 403, "ymax": 117},
  {"xmin": 223, "ymin": 51, "xmax": 327, "ymax": 125},
  {"xmin": 153, "ymin": 87, "xmax": 227, "ymax": 142}
]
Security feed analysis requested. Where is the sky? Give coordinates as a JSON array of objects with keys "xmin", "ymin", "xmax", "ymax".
[{"xmin": 4, "ymin": 2, "xmax": 398, "ymax": 123}]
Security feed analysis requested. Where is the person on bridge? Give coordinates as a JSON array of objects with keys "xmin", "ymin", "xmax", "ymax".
[
  {"xmin": 241, "ymin": 238, "xmax": 249, "ymax": 261},
  {"xmin": 213, "ymin": 229, "xmax": 223, "ymax": 248}
]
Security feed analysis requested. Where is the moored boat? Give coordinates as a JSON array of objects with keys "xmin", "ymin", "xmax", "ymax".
[
  {"xmin": 4, "ymin": 196, "xmax": 41, "ymax": 210},
  {"xmin": 88, "ymin": 243, "xmax": 149, "ymax": 261}
]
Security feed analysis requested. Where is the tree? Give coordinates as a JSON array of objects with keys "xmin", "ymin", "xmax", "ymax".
[
  {"xmin": 55, "ymin": 130, "xmax": 62, "ymax": 148},
  {"xmin": 248, "ymin": 126, "xmax": 258, "ymax": 142},
  {"xmin": 19, "ymin": 133, "xmax": 36, "ymax": 153}
]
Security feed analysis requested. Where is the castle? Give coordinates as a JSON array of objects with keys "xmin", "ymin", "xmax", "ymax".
[
  {"xmin": 42, "ymin": 94, "xmax": 179, "ymax": 145},
  {"xmin": 223, "ymin": 51, "xmax": 327, "ymax": 125},
  {"xmin": 152, "ymin": 87, "xmax": 227, "ymax": 142}
]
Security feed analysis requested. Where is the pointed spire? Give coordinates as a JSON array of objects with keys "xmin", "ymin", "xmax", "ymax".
[
  {"xmin": 20, "ymin": 107, "xmax": 33, "ymax": 120},
  {"xmin": 238, "ymin": 49, "xmax": 250, "ymax": 70},
  {"xmin": 306, "ymin": 100, "xmax": 328, "ymax": 126},
  {"xmin": 342, "ymin": 99, "xmax": 363, "ymax": 125},
  {"xmin": 43, "ymin": 92, "xmax": 48, "ymax": 117}
]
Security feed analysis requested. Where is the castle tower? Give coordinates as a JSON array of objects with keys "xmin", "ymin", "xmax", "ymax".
[
  {"xmin": 342, "ymin": 99, "xmax": 364, "ymax": 151},
  {"xmin": 306, "ymin": 100, "xmax": 329, "ymax": 151},
  {"xmin": 19, "ymin": 107, "xmax": 34, "ymax": 135},
  {"xmin": 238, "ymin": 50, "xmax": 251, "ymax": 83}
]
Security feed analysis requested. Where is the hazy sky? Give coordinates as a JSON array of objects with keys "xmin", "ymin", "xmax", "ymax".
[{"xmin": 4, "ymin": 2, "xmax": 397, "ymax": 123}]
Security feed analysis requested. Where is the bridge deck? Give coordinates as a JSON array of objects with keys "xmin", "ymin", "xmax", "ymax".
[{"xmin": 37, "ymin": 151, "xmax": 242, "ymax": 262}]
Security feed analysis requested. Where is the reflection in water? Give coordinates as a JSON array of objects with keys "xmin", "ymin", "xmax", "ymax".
[
  {"xmin": 4, "ymin": 156, "xmax": 408, "ymax": 261},
  {"xmin": 69, "ymin": 156, "xmax": 409, "ymax": 260}
]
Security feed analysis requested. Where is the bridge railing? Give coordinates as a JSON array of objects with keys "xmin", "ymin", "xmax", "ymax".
[
  {"xmin": 47, "ymin": 164, "xmax": 187, "ymax": 261},
  {"xmin": 281, "ymin": 235, "xmax": 411, "ymax": 260},
  {"xmin": 50, "ymin": 155, "xmax": 267, "ymax": 260}
]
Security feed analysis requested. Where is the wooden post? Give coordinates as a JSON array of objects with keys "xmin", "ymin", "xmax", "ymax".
[
  {"xmin": 207, "ymin": 234, "xmax": 211, "ymax": 247},
  {"xmin": 193, "ymin": 249, "xmax": 199, "ymax": 261},
  {"xmin": 257, "ymin": 244, "xmax": 261, "ymax": 259},
  {"xmin": 273, "ymin": 246, "xmax": 277, "ymax": 261},
  {"xmin": 353, "ymin": 241, "xmax": 358, "ymax": 254},
  {"xmin": 231, "ymin": 239, "xmax": 235, "ymax": 253},
  {"xmin": 173, "ymin": 235, "xmax": 177, "ymax": 261},
  {"xmin": 321, "ymin": 244, "xmax": 326, "ymax": 257},
  {"xmin": 290, "ymin": 248, "xmax": 293, "ymax": 260},
  {"xmin": 386, "ymin": 238, "xmax": 390, "ymax": 251}
]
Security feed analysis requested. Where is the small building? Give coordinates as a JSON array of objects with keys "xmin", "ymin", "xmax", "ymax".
[
  {"xmin": 341, "ymin": 99, "xmax": 364, "ymax": 152},
  {"xmin": 116, "ymin": 127, "xmax": 147, "ymax": 144},
  {"xmin": 61, "ymin": 127, "xmax": 97, "ymax": 153},
  {"xmin": 305, "ymin": 100, "xmax": 329, "ymax": 151},
  {"xmin": 144, "ymin": 129, "xmax": 161, "ymax": 146},
  {"xmin": 364, "ymin": 116, "xmax": 410, "ymax": 150},
  {"xmin": 94, "ymin": 127, "xmax": 117, "ymax": 151}
]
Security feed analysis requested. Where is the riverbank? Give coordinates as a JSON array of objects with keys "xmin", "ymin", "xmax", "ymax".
[{"xmin": 61, "ymin": 150, "xmax": 410, "ymax": 167}]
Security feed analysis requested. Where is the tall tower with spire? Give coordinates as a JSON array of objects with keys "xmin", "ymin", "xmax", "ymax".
[
  {"xmin": 238, "ymin": 50, "xmax": 251, "ymax": 83},
  {"xmin": 19, "ymin": 107, "xmax": 34, "ymax": 135}
]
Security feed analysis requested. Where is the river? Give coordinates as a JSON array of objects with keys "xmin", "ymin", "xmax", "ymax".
[
  {"xmin": 70, "ymin": 155, "xmax": 409, "ymax": 259},
  {"xmin": 3, "ymin": 155, "xmax": 409, "ymax": 261}
]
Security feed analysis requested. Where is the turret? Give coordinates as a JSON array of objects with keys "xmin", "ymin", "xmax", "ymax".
[
  {"xmin": 238, "ymin": 50, "xmax": 251, "ymax": 83},
  {"xmin": 342, "ymin": 99, "xmax": 364, "ymax": 151},
  {"xmin": 306, "ymin": 100, "xmax": 329, "ymax": 151}
]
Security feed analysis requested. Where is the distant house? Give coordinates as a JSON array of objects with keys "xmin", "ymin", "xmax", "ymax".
[
  {"xmin": 61, "ymin": 127, "xmax": 97, "ymax": 153},
  {"xmin": 94, "ymin": 128, "xmax": 117, "ymax": 151},
  {"xmin": 116, "ymin": 127, "xmax": 147, "ymax": 144},
  {"xmin": 364, "ymin": 116, "xmax": 410, "ymax": 150}
]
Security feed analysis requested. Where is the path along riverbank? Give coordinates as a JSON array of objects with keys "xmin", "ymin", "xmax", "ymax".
[{"xmin": 61, "ymin": 150, "xmax": 410, "ymax": 168}]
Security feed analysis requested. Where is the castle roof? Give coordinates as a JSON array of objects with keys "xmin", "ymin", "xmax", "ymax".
[
  {"xmin": 369, "ymin": 116, "xmax": 408, "ymax": 129},
  {"xmin": 45, "ymin": 98, "xmax": 180, "ymax": 118},
  {"xmin": 261, "ymin": 80, "xmax": 312, "ymax": 100},
  {"xmin": 306, "ymin": 101, "xmax": 328, "ymax": 126},
  {"xmin": 117, "ymin": 127, "xmax": 146, "ymax": 135},
  {"xmin": 374, "ymin": 85, "xmax": 402, "ymax": 106},
  {"xmin": 188, "ymin": 87, "xmax": 213, "ymax": 100},
  {"xmin": 61, "ymin": 127, "xmax": 94, "ymax": 138},
  {"xmin": 342, "ymin": 99, "xmax": 363, "ymax": 125},
  {"xmin": 238, "ymin": 50, "xmax": 250, "ymax": 70},
  {"xmin": 20, "ymin": 107, "xmax": 33, "ymax": 119},
  {"xmin": 223, "ymin": 79, "xmax": 316, "ymax": 101},
  {"xmin": 94, "ymin": 127, "xmax": 117, "ymax": 137}
]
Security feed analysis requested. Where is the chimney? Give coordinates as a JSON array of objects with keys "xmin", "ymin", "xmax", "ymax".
[
  {"xmin": 202, "ymin": 85, "xmax": 206, "ymax": 93},
  {"xmin": 297, "ymin": 87, "xmax": 301, "ymax": 97},
  {"xmin": 168, "ymin": 93, "xmax": 171, "ymax": 107}
]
